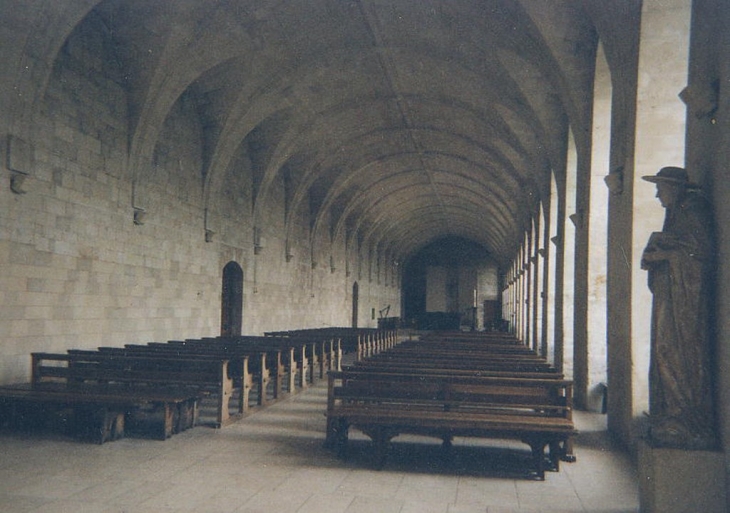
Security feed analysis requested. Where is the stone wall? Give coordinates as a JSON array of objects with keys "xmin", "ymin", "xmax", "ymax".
[{"xmin": 0, "ymin": 7, "xmax": 399, "ymax": 385}]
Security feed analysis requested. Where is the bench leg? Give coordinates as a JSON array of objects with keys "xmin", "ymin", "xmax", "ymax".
[
  {"xmin": 258, "ymin": 370, "xmax": 270, "ymax": 406},
  {"xmin": 124, "ymin": 403, "xmax": 175, "ymax": 440},
  {"xmin": 310, "ymin": 355, "xmax": 319, "ymax": 384},
  {"xmin": 162, "ymin": 404, "xmax": 175, "ymax": 439},
  {"xmin": 360, "ymin": 426, "xmax": 395, "ymax": 469},
  {"xmin": 525, "ymin": 438, "xmax": 548, "ymax": 480},
  {"xmin": 76, "ymin": 407, "xmax": 124, "ymax": 444},
  {"xmin": 561, "ymin": 438, "xmax": 577, "ymax": 463},
  {"xmin": 190, "ymin": 399, "xmax": 200, "ymax": 426},
  {"xmin": 319, "ymin": 348, "xmax": 327, "ymax": 380},
  {"xmin": 441, "ymin": 434, "xmax": 453, "ymax": 450},
  {"xmin": 217, "ymin": 380, "xmax": 233, "ymax": 427},
  {"xmin": 325, "ymin": 415, "xmax": 343, "ymax": 449},
  {"xmin": 238, "ymin": 358, "xmax": 251, "ymax": 415},
  {"xmin": 299, "ymin": 359, "xmax": 309, "ymax": 390},
  {"xmin": 334, "ymin": 418, "xmax": 349, "ymax": 459},
  {"xmin": 548, "ymin": 441, "xmax": 561, "ymax": 472},
  {"xmin": 439, "ymin": 434, "xmax": 454, "ymax": 466},
  {"xmin": 272, "ymin": 353, "xmax": 284, "ymax": 400},
  {"xmin": 273, "ymin": 369, "xmax": 283, "ymax": 400},
  {"xmin": 177, "ymin": 399, "xmax": 198, "ymax": 432},
  {"xmin": 239, "ymin": 374, "xmax": 252, "ymax": 414},
  {"xmin": 288, "ymin": 365, "xmax": 296, "ymax": 395},
  {"xmin": 372, "ymin": 427, "xmax": 396, "ymax": 470},
  {"xmin": 99, "ymin": 409, "xmax": 125, "ymax": 443}
]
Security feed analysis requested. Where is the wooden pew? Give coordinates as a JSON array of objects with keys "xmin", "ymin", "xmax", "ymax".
[
  {"xmin": 0, "ymin": 352, "xmax": 218, "ymax": 442},
  {"xmin": 360, "ymin": 333, "xmax": 555, "ymax": 374},
  {"xmin": 30, "ymin": 351, "xmax": 234, "ymax": 430},
  {"xmin": 189, "ymin": 335, "xmax": 311, "ymax": 393},
  {"xmin": 266, "ymin": 327, "xmax": 397, "ymax": 359},
  {"xmin": 171, "ymin": 339, "xmax": 280, "ymax": 404},
  {"xmin": 75, "ymin": 344, "xmax": 257, "ymax": 420},
  {"xmin": 264, "ymin": 335, "xmax": 339, "ymax": 380},
  {"xmin": 359, "ymin": 354, "xmax": 555, "ymax": 374},
  {"xmin": 395, "ymin": 339, "xmax": 533, "ymax": 353},
  {"xmin": 421, "ymin": 331, "xmax": 521, "ymax": 343},
  {"xmin": 0, "ymin": 381, "xmax": 198, "ymax": 443},
  {"xmin": 348, "ymin": 362, "xmax": 563, "ymax": 380},
  {"xmin": 230, "ymin": 335, "xmax": 314, "ymax": 391},
  {"xmin": 325, "ymin": 370, "xmax": 576, "ymax": 480},
  {"xmin": 350, "ymin": 338, "xmax": 563, "ymax": 388}
]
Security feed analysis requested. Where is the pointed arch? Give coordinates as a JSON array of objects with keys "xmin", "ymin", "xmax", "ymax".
[{"xmin": 221, "ymin": 261, "xmax": 244, "ymax": 336}]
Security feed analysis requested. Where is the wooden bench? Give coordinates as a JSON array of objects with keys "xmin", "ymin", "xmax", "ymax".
[
  {"xmin": 358, "ymin": 335, "xmax": 555, "ymax": 373},
  {"xmin": 356, "ymin": 356, "xmax": 556, "ymax": 374},
  {"xmin": 266, "ymin": 335, "xmax": 341, "ymax": 380},
  {"xmin": 348, "ymin": 362, "xmax": 563, "ymax": 380},
  {"xmin": 193, "ymin": 335, "xmax": 336, "ymax": 387},
  {"xmin": 0, "ymin": 381, "xmax": 198, "ymax": 443},
  {"xmin": 325, "ymin": 370, "xmax": 576, "ymax": 480},
  {"xmin": 395, "ymin": 340, "xmax": 535, "ymax": 353},
  {"xmin": 265, "ymin": 328, "xmax": 397, "ymax": 359},
  {"xmin": 184, "ymin": 336, "xmax": 306, "ymax": 395},
  {"xmin": 135, "ymin": 340, "xmax": 274, "ymax": 408},
  {"xmin": 421, "ymin": 331, "xmax": 521, "ymax": 343},
  {"xmin": 225, "ymin": 336, "xmax": 317, "ymax": 387},
  {"xmin": 72, "ymin": 345, "xmax": 256, "ymax": 421},
  {"xmin": 30, "ymin": 351, "xmax": 235, "ymax": 429}
]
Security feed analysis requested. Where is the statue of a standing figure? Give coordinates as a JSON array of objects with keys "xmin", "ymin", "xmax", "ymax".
[{"xmin": 641, "ymin": 166, "xmax": 716, "ymax": 450}]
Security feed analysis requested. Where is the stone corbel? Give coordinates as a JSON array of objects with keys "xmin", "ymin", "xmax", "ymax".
[
  {"xmin": 204, "ymin": 208, "xmax": 216, "ymax": 242},
  {"xmin": 604, "ymin": 166, "xmax": 624, "ymax": 195},
  {"xmin": 133, "ymin": 206, "xmax": 146, "ymax": 225},
  {"xmin": 253, "ymin": 227, "xmax": 264, "ymax": 254},
  {"xmin": 10, "ymin": 171, "xmax": 28, "ymax": 194},
  {"xmin": 679, "ymin": 80, "xmax": 719, "ymax": 119},
  {"xmin": 569, "ymin": 211, "xmax": 583, "ymax": 228},
  {"xmin": 7, "ymin": 135, "xmax": 33, "ymax": 194}
]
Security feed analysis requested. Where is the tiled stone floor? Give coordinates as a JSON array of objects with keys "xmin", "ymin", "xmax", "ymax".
[{"xmin": 0, "ymin": 381, "xmax": 639, "ymax": 512}]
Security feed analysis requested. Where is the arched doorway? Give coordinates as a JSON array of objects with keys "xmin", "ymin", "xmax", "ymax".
[
  {"xmin": 352, "ymin": 281, "xmax": 359, "ymax": 328},
  {"xmin": 221, "ymin": 261, "xmax": 243, "ymax": 336}
]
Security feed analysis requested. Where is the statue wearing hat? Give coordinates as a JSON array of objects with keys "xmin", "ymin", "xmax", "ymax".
[{"xmin": 641, "ymin": 166, "xmax": 716, "ymax": 450}]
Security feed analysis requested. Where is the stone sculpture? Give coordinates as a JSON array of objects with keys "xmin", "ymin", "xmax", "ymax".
[{"xmin": 640, "ymin": 166, "xmax": 716, "ymax": 450}]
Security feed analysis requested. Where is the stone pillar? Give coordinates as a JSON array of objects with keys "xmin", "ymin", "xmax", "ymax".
[
  {"xmin": 585, "ymin": 43, "xmax": 610, "ymax": 412},
  {"xmin": 545, "ymin": 179, "xmax": 559, "ymax": 365},
  {"xmin": 562, "ymin": 132, "xmax": 578, "ymax": 379},
  {"xmin": 598, "ymin": 1, "xmax": 642, "ymax": 445},
  {"xmin": 550, "ymin": 174, "xmax": 565, "ymax": 369},
  {"xmin": 633, "ymin": 0, "xmax": 691, "ymax": 432},
  {"xmin": 531, "ymin": 216, "xmax": 541, "ymax": 353},
  {"xmin": 684, "ymin": 0, "xmax": 729, "ymax": 505}
]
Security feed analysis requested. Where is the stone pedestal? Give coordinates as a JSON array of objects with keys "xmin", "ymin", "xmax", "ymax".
[{"xmin": 638, "ymin": 440, "xmax": 726, "ymax": 513}]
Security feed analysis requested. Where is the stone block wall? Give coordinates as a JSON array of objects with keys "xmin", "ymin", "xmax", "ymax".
[{"xmin": 0, "ymin": 9, "xmax": 399, "ymax": 385}]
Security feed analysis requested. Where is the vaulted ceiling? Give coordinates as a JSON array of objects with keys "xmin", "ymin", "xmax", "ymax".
[{"xmin": 56, "ymin": 0, "xmax": 603, "ymax": 266}]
